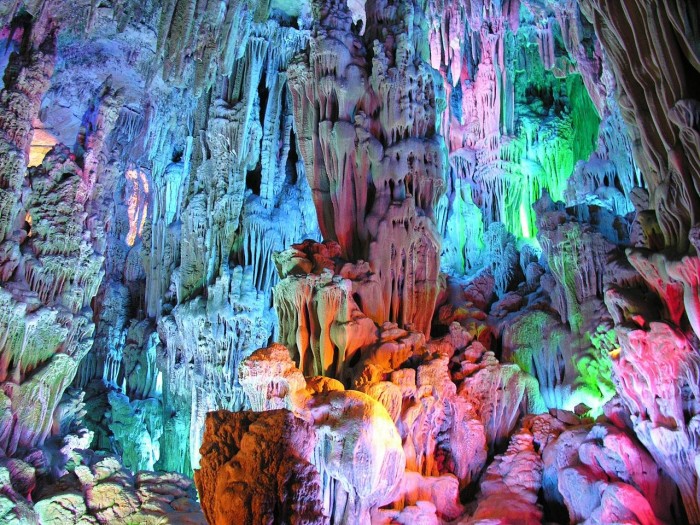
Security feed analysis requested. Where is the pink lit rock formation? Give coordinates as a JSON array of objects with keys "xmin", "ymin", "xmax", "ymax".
[
  {"xmin": 543, "ymin": 422, "xmax": 677, "ymax": 524},
  {"xmin": 613, "ymin": 321, "xmax": 700, "ymax": 521},
  {"xmin": 462, "ymin": 424, "xmax": 545, "ymax": 525}
]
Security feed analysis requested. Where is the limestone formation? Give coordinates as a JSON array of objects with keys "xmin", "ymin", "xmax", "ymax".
[
  {"xmin": 0, "ymin": 0, "xmax": 698, "ymax": 523},
  {"xmin": 195, "ymin": 410, "xmax": 325, "ymax": 525}
]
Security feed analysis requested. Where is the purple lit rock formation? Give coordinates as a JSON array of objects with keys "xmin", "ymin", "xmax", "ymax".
[{"xmin": 0, "ymin": 0, "xmax": 697, "ymax": 523}]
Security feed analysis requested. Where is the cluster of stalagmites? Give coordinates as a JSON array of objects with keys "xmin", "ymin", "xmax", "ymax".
[
  {"xmin": 0, "ymin": 0, "xmax": 698, "ymax": 522},
  {"xmin": 195, "ymin": 334, "xmax": 682, "ymax": 524},
  {"xmin": 195, "ymin": 0, "xmax": 700, "ymax": 520}
]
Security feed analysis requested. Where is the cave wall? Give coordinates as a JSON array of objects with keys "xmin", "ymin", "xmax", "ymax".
[{"xmin": 0, "ymin": 0, "xmax": 697, "ymax": 523}]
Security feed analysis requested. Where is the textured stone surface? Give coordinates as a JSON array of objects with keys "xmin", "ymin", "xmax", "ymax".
[
  {"xmin": 195, "ymin": 410, "xmax": 325, "ymax": 525},
  {"xmin": 0, "ymin": 0, "xmax": 698, "ymax": 523},
  {"xmin": 542, "ymin": 422, "xmax": 678, "ymax": 524},
  {"xmin": 460, "ymin": 423, "xmax": 546, "ymax": 525}
]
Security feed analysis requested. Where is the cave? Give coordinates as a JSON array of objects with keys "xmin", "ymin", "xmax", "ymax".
[{"xmin": 0, "ymin": 0, "xmax": 698, "ymax": 524}]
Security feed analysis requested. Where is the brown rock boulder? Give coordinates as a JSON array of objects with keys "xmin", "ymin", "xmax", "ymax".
[{"xmin": 194, "ymin": 409, "xmax": 326, "ymax": 525}]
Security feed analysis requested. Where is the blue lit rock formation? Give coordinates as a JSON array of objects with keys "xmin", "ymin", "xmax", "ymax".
[{"xmin": 0, "ymin": 0, "xmax": 698, "ymax": 524}]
